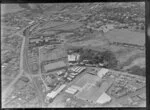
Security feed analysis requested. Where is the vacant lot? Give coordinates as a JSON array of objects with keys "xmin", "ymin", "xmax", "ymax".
[{"xmin": 40, "ymin": 46, "xmax": 66, "ymax": 62}]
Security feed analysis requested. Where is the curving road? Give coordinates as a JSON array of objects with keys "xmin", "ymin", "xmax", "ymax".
[
  {"xmin": 2, "ymin": 24, "xmax": 36, "ymax": 97},
  {"xmin": 22, "ymin": 22, "xmax": 44, "ymax": 107},
  {"xmin": 2, "ymin": 22, "xmax": 44, "ymax": 107},
  {"xmin": 2, "ymin": 20, "xmax": 73, "ymax": 107}
]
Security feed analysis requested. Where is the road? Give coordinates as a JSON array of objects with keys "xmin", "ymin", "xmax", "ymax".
[
  {"xmin": 2, "ymin": 22, "xmax": 44, "ymax": 106},
  {"xmin": 22, "ymin": 22, "xmax": 44, "ymax": 107},
  {"xmin": 2, "ymin": 24, "xmax": 34, "ymax": 99},
  {"xmin": 2, "ymin": 20, "xmax": 74, "ymax": 107}
]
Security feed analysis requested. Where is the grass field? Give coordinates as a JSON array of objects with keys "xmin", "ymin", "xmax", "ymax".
[
  {"xmin": 73, "ymin": 74, "xmax": 99, "ymax": 88},
  {"xmin": 70, "ymin": 38, "xmax": 108, "ymax": 47},
  {"xmin": 38, "ymin": 21, "xmax": 82, "ymax": 32},
  {"xmin": 54, "ymin": 22, "xmax": 82, "ymax": 30},
  {"xmin": 40, "ymin": 46, "xmax": 66, "ymax": 62},
  {"xmin": 105, "ymin": 29, "xmax": 145, "ymax": 46}
]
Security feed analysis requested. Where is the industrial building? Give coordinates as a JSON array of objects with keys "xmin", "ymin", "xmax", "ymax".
[
  {"xmin": 46, "ymin": 84, "xmax": 66, "ymax": 101},
  {"xmin": 97, "ymin": 68, "xmax": 109, "ymax": 78},
  {"xmin": 65, "ymin": 86, "xmax": 78, "ymax": 95},
  {"xmin": 96, "ymin": 92, "xmax": 111, "ymax": 105},
  {"xmin": 29, "ymin": 36, "xmax": 61, "ymax": 48},
  {"xmin": 70, "ymin": 66, "xmax": 86, "ymax": 73},
  {"xmin": 68, "ymin": 54, "xmax": 80, "ymax": 62}
]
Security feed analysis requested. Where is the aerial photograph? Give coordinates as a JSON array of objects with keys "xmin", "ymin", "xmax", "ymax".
[{"xmin": 1, "ymin": 3, "xmax": 146, "ymax": 108}]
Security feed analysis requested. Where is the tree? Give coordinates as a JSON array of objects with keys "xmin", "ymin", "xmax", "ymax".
[
  {"xmin": 31, "ymin": 63, "xmax": 39, "ymax": 73},
  {"xmin": 141, "ymin": 25, "xmax": 145, "ymax": 30},
  {"xmin": 95, "ymin": 52, "xmax": 103, "ymax": 63},
  {"xmin": 101, "ymin": 50, "xmax": 118, "ymax": 69},
  {"xmin": 128, "ymin": 66, "xmax": 145, "ymax": 76}
]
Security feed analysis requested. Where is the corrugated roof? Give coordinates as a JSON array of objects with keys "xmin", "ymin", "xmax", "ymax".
[
  {"xmin": 67, "ymin": 87, "xmax": 77, "ymax": 92},
  {"xmin": 71, "ymin": 85, "xmax": 82, "ymax": 91},
  {"xmin": 65, "ymin": 89, "xmax": 76, "ymax": 94},
  {"xmin": 54, "ymin": 84, "xmax": 66, "ymax": 94},
  {"xmin": 47, "ymin": 91, "xmax": 57, "ymax": 99}
]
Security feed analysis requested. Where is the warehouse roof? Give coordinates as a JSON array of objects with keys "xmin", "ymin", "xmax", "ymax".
[
  {"xmin": 97, "ymin": 68, "xmax": 109, "ymax": 78},
  {"xmin": 68, "ymin": 54, "xmax": 80, "ymax": 62}
]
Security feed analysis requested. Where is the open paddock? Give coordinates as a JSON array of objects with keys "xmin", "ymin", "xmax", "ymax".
[{"xmin": 73, "ymin": 74, "xmax": 99, "ymax": 88}]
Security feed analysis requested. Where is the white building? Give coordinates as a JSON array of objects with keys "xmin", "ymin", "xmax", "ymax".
[
  {"xmin": 68, "ymin": 54, "xmax": 80, "ymax": 62},
  {"xmin": 96, "ymin": 92, "xmax": 111, "ymax": 104},
  {"xmin": 68, "ymin": 54, "xmax": 76, "ymax": 62},
  {"xmin": 46, "ymin": 84, "xmax": 66, "ymax": 99},
  {"xmin": 47, "ymin": 91, "xmax": 57, "ymax": 99},
  {"xmin": 97, "ymin": 68, "xmax": 109, "ymax": 78},
  {"xmin": 70, "ymin": 66, "xmax": 86, "ymax": 73},
  {"xmin": 65, "ymin": 87, "xmax": 78, "ymax": 95}
]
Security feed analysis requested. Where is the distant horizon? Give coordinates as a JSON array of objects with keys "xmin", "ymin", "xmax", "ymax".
[{"xmin": 1, "ymin": 4, "xmax": 24, "ymax": 15}]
